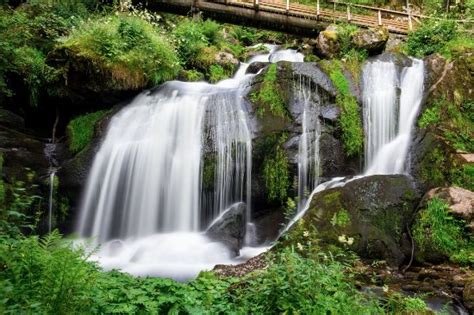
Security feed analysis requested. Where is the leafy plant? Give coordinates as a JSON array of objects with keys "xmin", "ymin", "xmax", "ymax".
[
  {"xmin": 407, "ymin": 20, "xmax": 458, "ymax": 57},
  {"xmin": 251, "ymin": 64, "xmax": 288, "ymax": 118},
  {"xmin": 263, "ymin": 134, "xmax": 290, "ymax": 203}
]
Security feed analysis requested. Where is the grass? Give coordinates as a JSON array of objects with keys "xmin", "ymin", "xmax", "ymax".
[{"xmin": 67, "ymin": 110, "xmax": 109, "ymax": 154}]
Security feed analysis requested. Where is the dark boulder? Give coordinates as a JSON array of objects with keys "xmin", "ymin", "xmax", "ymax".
[
  {"xmin": 284, "ymin": 175, "xmax": 420, "ymax": 266},
  {"xmin": 206, "ymin": 202, "xmax": 246, "ymax": 256},
  {"xmin": 246, "ymin": 62, "xmax": 268, "ymax": 75}
]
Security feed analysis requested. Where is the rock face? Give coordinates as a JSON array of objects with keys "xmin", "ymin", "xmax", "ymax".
[
  {"xmin": 206, "ymin": 202, "xmax": 246, "ymax": 256},
  {"xmin": 315, "ymin": 26, "xmax": 340, "ymax": 58},
  {"xmin": 423, "ymin": 187, "xmax": 474, "ymax": 232},
  {"xmin": 286, "ymin": 175, "xmax": 420, "ymax": 266},
  {"xmin": 351, "ymin": 27, "xmax": 389, "ymax": 55},
  {"xmin": 214, "ymin": 51, "xmax": 239, "ymax": 69}
]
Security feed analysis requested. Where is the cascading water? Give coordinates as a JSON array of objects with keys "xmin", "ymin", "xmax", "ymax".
[
  {"xmin": 295, "ymin": 76, "xmax": 321, "ymax": 211},
  {"xmin": 283, "ymin": 57, "xmax": 425, "ymax": 234},
  {"xmin": 363, "ymin": 58, "xmax": 425, "ymax": 175},
  {"xmin": 77, "ymin": 46, "xmax": 303, "ymax": 280},
  {"xmin": 44, "ymin": 141, "xmax": 58, "ymax": 233}
]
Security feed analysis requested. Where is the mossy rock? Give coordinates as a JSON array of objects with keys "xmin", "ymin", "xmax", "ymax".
[{"xmin": 284, "ymin": 175, "xmax": 420, "ymax": 266}]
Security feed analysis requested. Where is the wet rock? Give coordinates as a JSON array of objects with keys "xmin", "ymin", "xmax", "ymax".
[
  {"xmin": 246, "ymin": 62, "xmax": 268, "ymax": 75},
  {"xmin": 284, "ymin": 175, "xmax": 420, "ymax": 266},
  {"xmin": 351, "ymin": 27, "xmax": 389, "ymax": 55},
  {"xmin": 206, "ymin": 202, "xmax": 246, "ymax": 256},
  {"xmin": 315, "ymin": 25, "xmax": 340, "ymax": 58}
]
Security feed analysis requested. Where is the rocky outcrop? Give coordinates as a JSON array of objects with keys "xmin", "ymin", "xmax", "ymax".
[
  {"xmin": 206, "ymin": 202, "xmax": 246, "ymax": 255},
  {"xmin": 285, "ymin": 175, "xmax": 420, "ymax": 266},
  {"xmin": 351, "ymin": 27, "xmax": 389, "ymax": 55}
]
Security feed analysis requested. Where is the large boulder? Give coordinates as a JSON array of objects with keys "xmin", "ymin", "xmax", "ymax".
[
  {"xmin": 206, "ymin": 202, "xmax": 246, "ymax": 256},
  {"xmin": 284, "ymin": 175, "xmax": 420, "ymax": 266},
  {"xmin": 315, "ymin": 26, "xmax": 340, "ymax": 58},
  {"xmin": 351, "ymin": 27, "xmax": 389, "ymax": 55}
]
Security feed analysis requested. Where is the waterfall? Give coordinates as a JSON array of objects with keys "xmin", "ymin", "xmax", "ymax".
[
  {"xmin": 76, "ymin": 46, "xmax": 303, "ymax": 279},
  {"xmin": 48, "ymin": 170, "xmax": 56, "ymax": 233},
  {"xmin": 296, "ymin": 76, "xmax": 321, "ymax": 211},
  {"xmin": 363, "ymin": 58, "xmax": 424, "ymax": 175}
]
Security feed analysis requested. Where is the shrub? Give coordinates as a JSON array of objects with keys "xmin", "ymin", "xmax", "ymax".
[
  {"xmin": 208, "ymin": 64, "xmax": 228, "ymax": 83},
  {"xmin": 59, "ymin": 15, "xmax": 180, "ymax": 89},
  {"xmin": 67, "ymin": 110, "xmax": 109, "ymax": 154},
  {"xmin": 407, "ymin": 20, "xmax": 458, "ymax": 57}
]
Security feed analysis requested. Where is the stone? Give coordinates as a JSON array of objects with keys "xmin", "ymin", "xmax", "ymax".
[
  {"xmin": 214, "ymin": 51, "xmax": 239, "ymax": 69},
  {"xmin": 246, "ymin": 62, "xmax": 268, "ymax": 75},
  {"xmin": 283, "ymin": 175, "xmax": 420, "ymax": 266},
  {"xmin": 351, "ymin": 27, "xmax": 389, "ymax": 55},
  {"xmin": 206, "ymin": 202, "xmax": 246, "ymax": 256},
  {"xmin": 315, "ymin": 25, "xmax": 340, "ymax": 58}
]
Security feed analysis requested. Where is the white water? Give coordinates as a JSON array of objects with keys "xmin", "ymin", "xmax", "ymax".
[
  {"xmin": 283, "ymin": 57, "xmax": 425, "ymax": 234},
  {"xmin": 295, "ymin": 76, "xmax": 321, "ymax": 211},
  {"xmin": 363, "ymin": 58, "xmax": 425, "ymax": 175},
  {"xmin": 48, "ymin": 170, "xmax": 56, "ymax": 233},
  {"xmin": 77, "ymin": 47, "xmax": 303, "ymax": 280}
]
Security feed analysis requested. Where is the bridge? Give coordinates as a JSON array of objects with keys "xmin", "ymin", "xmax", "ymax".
[{"xmin": 142, "ymin": 0, "xmax": 424, "ymax": 35}]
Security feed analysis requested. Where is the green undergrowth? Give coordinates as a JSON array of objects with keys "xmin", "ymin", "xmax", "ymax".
[
  {"xmin": 59, "ymin": 15, "xmax": 180, "ymax": 89},
  {"xmin": 419, "ymin": 99, "xmax": 474, "ymax": 153},
  {"xmin": 321, "ymin": 60, "xmax": 364, "ymax": 157},
  {"xmin": 67, "ymin": 110, "xmax": 109, "ymax": 154},
  {"xmin": 0, "ymin": 217, "xmax": 431, "ymax": 314},
  {"xmin": 413, "ymin": 198, "xmax": 473, "ymax": 265},
  {"xmin": 250, "ymin": 64, "xmax": 288, "ymax": 119},
  {"xmin": 407, "ymin": 20, "xmax": 474, "ymax": 58},
  {"xmin": 262, "ymin": 133, "xmax": 290, "ymax": 203}
]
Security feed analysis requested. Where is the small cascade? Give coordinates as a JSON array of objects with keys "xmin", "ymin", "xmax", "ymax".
[
  {"xmin": 295, "ymin": 76, "xmax": 321, "ymax": 211},
  {"xmin": 363, "ymin": 58, "xmax": 425, "ymax": 175},
  {"xmin": 44, "ymin": 141, "xmax": 58, "ymax": 233}
]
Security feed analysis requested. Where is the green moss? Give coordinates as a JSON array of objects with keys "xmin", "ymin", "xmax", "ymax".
[
  {"xmin": 208, "ymin": 64, "xmax": 231, "ymax": 83},
  {"xmin": 330, "ymin": 210, "xmax": 350, "ymax": 228},
  {"xmin": 413, "ymin": 198, "xmax": 472, "ymax": 264},
  {"xmin": 0, "ymin": 153, "xmax": 4, "ymax": 207},
  {"xmin": 202, "ymin": 154, "xmax": 216, "ymax": 190},
  {"xmin": 451, "ymin": 164, "xmax": 474, "ymax": 191},
  {"xmin": 323, "ymin": 191, "xmax": 342, "ymax": 205},
  {"xmin": 263, "ymin": 134, "xmax": 290, "ymax": 203},
  {"xmin": 251, "ymin": 64, "xmax": 288, "ymax": 118},
  {"xmin": 181, "ymin": 69, "xmax": 205, "ymax": 82},
  {"xmin": 67, "ymin": 110, "xmax": 109, "ymax": 154}
]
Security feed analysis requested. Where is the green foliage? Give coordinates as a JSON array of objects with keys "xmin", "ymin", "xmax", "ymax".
[
  {"xmin": 406, "ymin": 20, "xmax": 458, "ymax": 57},
  {"xmin": 263, "ymin": 134, "xmax": 290, "ymax": 203},
  {"xmin": 251, "ymin": 64, "xmax": 288, "ymax": 118},
  {"xmin": 67, "ymin": 110, "xmax": 109, "ymax": 154},
  {"xmin": 451, "ymin": 164, "xmax": 474, "ymax": 191},
  {"xmin": 413, "ymin": 198, "xmax": 473, "ymax": 264},
  {"xmin": 323, "ymin": 61, "xmax": 364, "ymax": 157},
  {"xmin": 0, "ymin": 231, "xmax": 98, "ymax": 314},
  {"xmin": 419, "ymin": 98, "xmax": 474, "ymax": 152},
  {"xmin": 60, "ymin": 15, "xmax": 180, "ymax": 88},
  {"xmin": 208, "ymin": 64, "xmax": 230, "ymax": 83}
]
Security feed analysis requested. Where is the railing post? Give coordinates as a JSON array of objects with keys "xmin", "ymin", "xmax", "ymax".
[
  {"xmin": 286, "ymin": 0, "xmax": 290, "ymax": 13},
  {"xmin": 333, "ymin": 1, "xmax": 336, "ymax": 23},
  {"xmin": 406, "ymin": 0, "xmax": 413, "ymax": 31},
  {"xmin": 316, "ymin": 0, "xmax": 320, "ymax": 17},
  {"xmin": 347, "ymin": 5, "xmax": 351, "ymax": 21},
  {"xmin": 378, "ymin": 9, "xmax": 382, "ymax": 26},
  {"xmin": 254, "ymin": 0, "xmax": 259, "ymax": 10}
]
